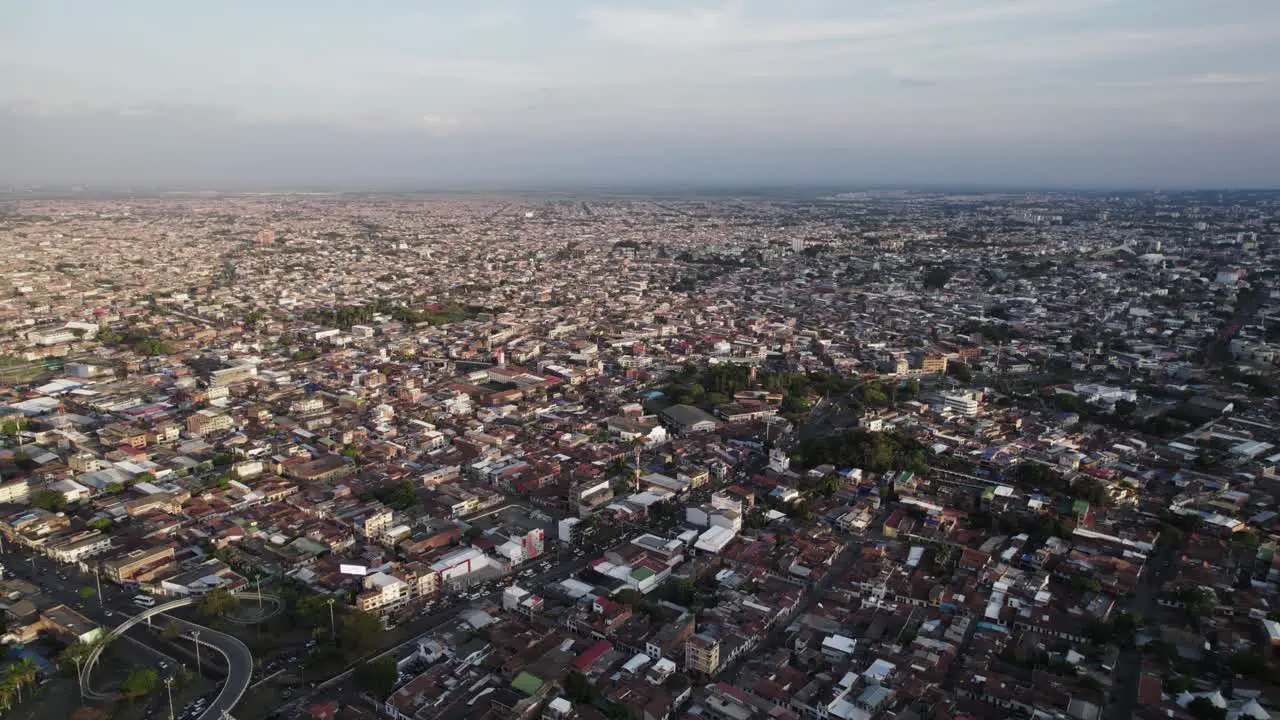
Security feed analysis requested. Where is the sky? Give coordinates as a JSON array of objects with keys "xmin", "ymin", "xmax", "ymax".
[{"xmin": 2, "ymin": 0, "xmax": 1280, "ymax": 189}]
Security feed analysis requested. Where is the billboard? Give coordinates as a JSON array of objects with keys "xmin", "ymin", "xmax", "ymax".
[{"xmin": 340, "ymin": 564, "xmax": 368, "ymax": 576}]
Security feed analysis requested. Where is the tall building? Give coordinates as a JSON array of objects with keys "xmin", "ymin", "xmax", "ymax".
[
  {"xmin": 941, "ymin": 390, "xmax": 982, "ymax": 417},
  {"xmin": 686, "ymin": 633, "xmax": 721, "ymax": 675}
]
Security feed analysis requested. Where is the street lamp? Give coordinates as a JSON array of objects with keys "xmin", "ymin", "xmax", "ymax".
[
  {"xmin": 191, "ymin": 630, "xmax": 202, "ymax": 677},
  {"xmin": 71, "ymin": 656, "xmax": 84, "ymax": 701},
  {"xmin": 327, "ymin": 598, "xmax": 336, "ymax": 639},
  {"xmin": 165, "ymin": 675, "xmax": 175, "ymax": 720}
]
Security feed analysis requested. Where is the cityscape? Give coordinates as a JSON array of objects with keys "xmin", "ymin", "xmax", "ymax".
[
  {"xmin": 5, "ymin": 1, "xmax": 1280, "ymax": 720},
  {"xmin": 0, "ymin": 188, "xmax": 1276, "ymax": 720}
]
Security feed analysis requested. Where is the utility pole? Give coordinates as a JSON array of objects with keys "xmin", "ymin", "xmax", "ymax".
[
  {"xmin": 95, "ymin": 568, "xmax": 103, "ymax": 608},
  {"xmin": 165, "ymin": 675, "xmax": 175, "ymax": 720},
  {"xmin": 327, "ymin": 598, "xmax": 336, "ymax": 639},
  {"xmin": 191, "ymin": 630, "xmax": 202, "ymax": 677},
  {"xmin": 72, "ymin": 657, "xmax": 84, "ymax": 701}
]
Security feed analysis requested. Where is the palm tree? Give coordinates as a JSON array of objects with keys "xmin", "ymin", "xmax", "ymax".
[
  {"xmin": 3, "ymin": 664, "xmax": 25, "ymax": 704},
  {"xmin": 0, "ymin": 676, "xmax": 14, "ymax": 712},
  {"xmin": 14, "ymin": 657, "xmax": 38, "ymax": 691}
]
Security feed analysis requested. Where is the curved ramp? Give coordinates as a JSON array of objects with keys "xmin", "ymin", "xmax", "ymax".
[{"xmin": 82, "ymin": 592, "xmax": 279, "ymax": 720}]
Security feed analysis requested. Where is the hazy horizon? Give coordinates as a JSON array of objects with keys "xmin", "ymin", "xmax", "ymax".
[{"xmin": 4, "ymin": 1, "xmax": 1280, "ymax": 189}]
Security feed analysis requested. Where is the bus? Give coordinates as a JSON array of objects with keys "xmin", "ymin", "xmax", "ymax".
[{"xmin": 132, "ymin": 594, "xmax": 156, "ymax": 608}]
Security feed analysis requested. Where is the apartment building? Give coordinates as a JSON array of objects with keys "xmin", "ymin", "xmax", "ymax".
[
  {"xmin": 941, "ymin": 390, "xmax": 983, "ymax": 417},
  {"xmin": 102, "ymin": 545, "xmax": 177, "ymax": 583},
  {"xmin": 187, "ymin": 409, "xmax": 234, "ymax": 436},
  {"xmin": 356, "ymin": 505, "xmax": 394, "ymax": 540},
  {"xmin": 207, "ymin": 364, "xmax": 258, "ymax": 388},
  {"xmin": 0, "ymin": 479, "xmax": 30, "ymax": 505},
  {"xmin": 356, "ymin": 572, "xmax": 410, "ymax": 614},
  {"xmin": 47, "ymin": 531, "xmax": 114, "ymax": 564},
  {"xmin": 686, "ymin": 633, "xmax": 722, "ymax": 676}
]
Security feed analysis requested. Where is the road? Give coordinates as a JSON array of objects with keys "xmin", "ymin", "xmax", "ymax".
[
  {"xmin": 166, "ymin": 614, "xmax": 254, "ymax": 720},
  {"xmin": 1106, "ymin": 538, "xmax": 1178, "ymax": 720},
  {"xmin": 2, "ymin": 544, "xmax": 264, "ymax": 720},
  {"xmin": 313, "ymin": 549, "xmax": 602, "ymax": 690},
  {"xmin": 719, "ymin": 539, "xmax": 861, "ymax": 685}
]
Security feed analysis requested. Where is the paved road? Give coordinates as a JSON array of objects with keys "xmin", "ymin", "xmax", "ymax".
[
  {"xmin": 314, "ymin": 550, "xmax": 602, "ymax": 690},
  {"xmin": 2, "ymin": 545, "xmax": 262, "ymax": 719},
  {"xmin": 1106, "ymin": 539, "xmax": 1178, "ymax": 720},
  {"xmin": 168, "ymin": 615, "xmax": 254, "ymax": 720},
  {"xmin": 720, "ymin": 540, "xmax": 861, "ymax": 685}
]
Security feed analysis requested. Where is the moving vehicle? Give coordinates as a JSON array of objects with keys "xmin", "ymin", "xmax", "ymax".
[{"xmin": 133, "ymin": 594, "xmax": 157, "ymax": 607}]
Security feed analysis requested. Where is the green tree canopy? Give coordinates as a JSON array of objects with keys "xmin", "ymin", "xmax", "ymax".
[
  {"xmin": 120, "ymin": 668, "xmax": 160, "ymax": 697},
  {"xmin": 31, "ymin": 489, "xmax": 66, "ymax": 511},
  {"xmin": 199, "ymin": 587, "xmax": 236, "ymax": 617},
  {"xmin": 353, "ymin": 656, "xmax": 398, "ymax": 697},
  {"xmin": 338, "ymin": 610, "xmax": 385, "ymax": 655}
]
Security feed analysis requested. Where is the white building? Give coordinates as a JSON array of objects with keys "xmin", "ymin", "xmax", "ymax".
[
  {"xmin": 47, "ymin": 531, "xmax": 113, "ymax": 564},
  {"xmin": 940, "ymin": 390, "xmax": 982, "ymax": 417},
  {"xmin": 0, "ymin": 478, "xmax": 29, "ymax": 504},
  {"xmin": 49, "ymin": 478, "xmax": 91, "ymax": 504},
  {"xmin": 502, "ymin": 585, "xmax": 531, "ymax": 611},
  {"xmin": 357, "ymin": 572, "xmax": 411, "ymax": 614},
  {"xmin": 429, "ymin": 547, "xmax": 492, "ymax": 584},
  {"xmin": 694, "ymin": 526, "xmax": 737, "ymax": 554},
  {"xmin": 558, "ymin": 518, "xmax": 581, "ymax": 544}
]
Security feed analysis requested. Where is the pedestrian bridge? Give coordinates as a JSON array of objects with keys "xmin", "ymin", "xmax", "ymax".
[{"xmin": 81, "ymin": 592, "xmax": 279, "ymax": 720}]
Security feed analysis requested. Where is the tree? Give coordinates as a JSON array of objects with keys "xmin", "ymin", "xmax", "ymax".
[
  {"xmin": 352, "ymin": 656, "xmax": 398, "ymax": 697},
  {"xmin": 121, "ymin": 667, "xmax": 160, "ymax": 697},
  {"xmin": 565, "ymin": 670, "xmax": 594, "ymax": 703},
  {"xmin": 780, "ymin": 393, "xmax": 809, "ymax": 415},
  {"xmin": 816, "ymin": 474, "xmax": 843, "ymax": 498},
  {"xmin": 1227, "ymin": 650, "xmax": 1268, "ymax": 679},
  {"xmin": 203, "ymin": 473, "xmax": 233, "ymax": 490},
  {"xmin": 87, "ymin": 517, "xmax": 113, "ymax": 531},
  {"xmin": 1187, "ymin": 697, "xmax": 1226, "ymax": 720},
  {"xmin": 948, "ymin": 361, "xmax": 973, "ymax": 383},
  {"xmin": 161, "ymin": 622, "xmax": 181, "ymax": 641},
  {"xmin": 2, "ymin": 658, "xmax": 38, "ymax": 706},
  {"xmin": 31, "ymin": 489, "xmax": 67, "ymax": 511},
  {"xmin": 1164, "ymin": 675, "xmax": 1193, "ymax": 694},
  {"xmin": 922, "ymin": 266, "xmax": 953, "ymax": 290},
  {"xmin": 199, "ymin": 587, "xmax": 236, "ymax": 617},
  {"xmin": 0, "ymin": 416, "xmax": 27, "ymax": 435},
  {"xmin": 615, "ymin": 589, "xmax": 644, "ymax": 608},
  {"xmin": 59, "ymin": 641, "xmax": 96, "ymax": 670},
  {"xmin": 293, "ymin": 595, "xmax": 330, "ymax": 629},
  {"xmin": 1232, "ymin": 528, "xmax": 1260, "ymax": 548},
  {"xmin": 1178, "ymin": 586, "xmax": 1217, "ymax": 625},
  {"xmin": 338, "ymin": 610, "xmax": 385, "ymax": 656}
]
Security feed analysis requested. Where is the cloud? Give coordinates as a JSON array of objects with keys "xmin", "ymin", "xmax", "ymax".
[
  {"xmin": 420, "ymin": 114, "xmax": 463, "ymax": 135},
  {"xmin": 583, "ymin": 0, "xmax": 1114, "ymax": 50},
  {"xmin": 384, "ymin": 58, "xmax": 547, "ymax": 85},
  {"xmin": 466, "ymin": 8, "xmax": 516, "ymax": 30},
  {"xmin": 1189, "ymin": 72, "xmax": 1272, "ymax": 85}
]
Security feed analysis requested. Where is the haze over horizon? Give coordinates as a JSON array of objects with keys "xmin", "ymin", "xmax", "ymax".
[{"xmin": 3, "ymin": 0, "xmax": 1279, "ymax": 189}]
